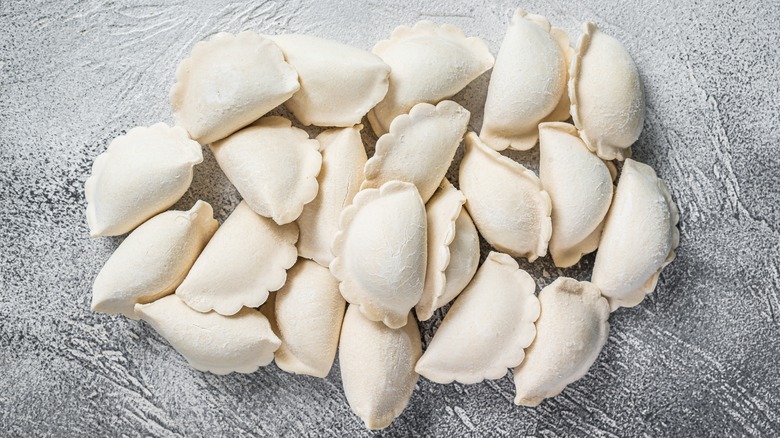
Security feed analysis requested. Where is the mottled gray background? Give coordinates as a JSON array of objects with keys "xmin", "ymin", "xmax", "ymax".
[{"xmin": 2, "ymin": 0, "xmax": 779, "ymax": 436}]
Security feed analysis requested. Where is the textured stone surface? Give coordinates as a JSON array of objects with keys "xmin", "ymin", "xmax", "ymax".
[{"xmin": 2, "ymin": 0, "xmax": 779, "ymax": 436}]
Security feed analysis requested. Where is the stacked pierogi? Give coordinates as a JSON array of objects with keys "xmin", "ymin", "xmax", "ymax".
[{"xmin": 86, "ymin": 8, "xmax": 679, "ymax": 431}]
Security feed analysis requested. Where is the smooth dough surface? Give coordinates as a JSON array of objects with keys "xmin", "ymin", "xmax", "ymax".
[
  {"xmin": 368, "ymin": 21, "xmax": 494, "ymax": 136},
  {"xmin": 91, "ymin": 201, "xmax": 217, "ymax": 319},
  {"xmin": 362, "ymin": 100, "xmax": 470, "ymax": 203},
  {"xmin": 591, "ymin": 159, "xmax": 680, "ymax": 310},
  {"xmin": 416, "ymin": 252, "xmax": 539, "ymax": 384},
  {"xmin": 513, "ymin": 277, "xmax": 610, "ymax": 407},
  {"xmin": 339, "ymin": 305, "xmax": 421, "ymax": 430},
  {"xmin": 176, "ymin": 200, "xmax": 299, "ymax": 316},
  {"xmin": 459, "ymin": 132, "xmax": 552, "ymax": 261},
  {"xmin": 569, "ymin": 23, "xmax": 645, "ymax": 160},
  {"xmin": 539, "ymin": 122, "xmax": 614, "ymax": 267},
  {"xmin": 210, "ymin": 116, "xmax": 322, "ymax": 225},
  {"xmin": 330, "ymin": 181, "xmax": 427, "ymax": 329},
  {"xmin": 481, "ymin": 8, "xmax": 573, "ymax": 151},
  {"xmin": 85, "ymin": 123, "xmax": 202, "ymax": 237},
  {"xmin": 135, "ymin": 295, "xmax": 280, "ymax": 375},
  {"xmin": 268, "ymin": 34, "xmax": 390, "ymax": 127},
  {"xmin": 416, "ymin": 180, "xmax": 479, "ymax": 321},
  {"xmin": 273, "ymin": 259, "xmax": 346, "ymax": 378},
  {"xmin": 296, "ymin": 125, "xmax": 366, "ymax": 267},
  {"xmin": 170, "ymin": 31, "xmax": 299, "ymax": 145}
]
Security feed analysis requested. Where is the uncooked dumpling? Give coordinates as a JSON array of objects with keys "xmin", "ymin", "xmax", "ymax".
[
  {"xmin": 91, "ymin": 201, "xmax": 217, "ymax": 319},
  {"xmin": 459, "ymin": 132, "xmax": 552, "ymax": 262},
  {"xmin": 176, "ymin": 200, "xmax": 299, "ymax": 316},
  {"xmin": 416, "ymin": 180, "xmax": 479, "ymax": 321},
  {"xmin": 481, "ymin": 9, "xmax": 573, "ymax": 151},
  {"xmin": 368, "ymin": 21, "xmax": 494, "ymax": 135},
  {"xmin": 569, "ymin": 23, "xmax": 645, "ymax": 160},
  {"xmin": 591, "ymin": 159, "xmax": 679, "ymax": 310},
  {"xmin": 539, "ymin": 122, "xmax": 613, "ymax": 267},
  {"xmin": 85, "ymin": 123, "xmax": 202, "ymax": 237},
  {"xmin": 330, "ymin": 181, "xmax": 427, "ymax": 329},
  {"xmin": 135, "ymin": 295, "xmax": 280, "ymax": 375},
  {"xmin": 268, "ymin": 34, "xmax": 390, "ymax": 127},
  {"xmin": 339, "ymin": 305, "xmax": 421, "ymax": 430},
  {"xmin": 416, "ymin": 252, "xmax": 539, "ymax": 384},
  {"xmin": 273, "ymin": 259, "xmax": 346, "ymax": 378},
  {"xmin": 210, "ymin": 116, "xmax": 322, "ymax": 225},
  {"xmin": 362, "ymin": 100, "xmax": 470, "ymax": 203},
  {"xmin": 170, "ymin": 31, "xmax": 299, "ymax": 144},
  {"xmin": 297, "ymin": 125, "xmax": 366, "ymax": 267},
  {"xmin": 513, "ymin": 277, "xmax": 610, "ymax": 406}
]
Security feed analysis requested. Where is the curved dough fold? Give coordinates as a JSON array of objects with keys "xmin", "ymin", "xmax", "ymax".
[
  {"xmin": 136, "ymin": 295, "xmax": 280, "ymax": 375},
  {"xmin": 170, "ymin": 31, "xmax": 299, "ymax": 144},
  {"xmin": 85, "ymin": 123, "xmax": 202, "ymax": 237},
  {"xmin": 514, "ymin": 277, "xmax": 610, "ymax": 406},
  {"xmin": 91, "ymin": 201, "xmax": 217, "ymax": 319},
  {"xmin": 368, "ymin": 21, "xmax": 493, "ymax": 135},
  {"xmin": 176, "ymin": 200, "xmax": 299, "ymax": 315},
  {"xmin": 330, "ymin": 181, "xmax": 427, "ymax": 329},
  {"xmin": 481, "ymin": 9, "xmax": 573, "ymax": 151},
  {"xmin": 416, "ymin": 252, "xmax": 540, "ymax": 384},
  {"xmin": 591, "ymin": 159, "xmax": 680, "ymax": 310}
]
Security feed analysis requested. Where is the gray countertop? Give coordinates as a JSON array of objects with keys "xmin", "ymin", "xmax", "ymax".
[{"xmin": 2, "ymin": 0, "xmax": 779, "ymax": 436}]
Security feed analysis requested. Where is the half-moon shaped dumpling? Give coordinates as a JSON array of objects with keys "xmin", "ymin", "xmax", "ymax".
[
  {"xmin": 591, "ymin": 159, "xmax": 680, "ymax": 310},
  {"xmin": 362, "ymin": 100, "xmax": 470, "ymax": 203},
  {"xmin": 297, "ymin": 125, "xmax": 366, "ymax": 267},
  {"xmin": 210, "ymin": 116, "xmax": 322, "ymax": 225},
  {"xmin": 539, "ymin": 122, "xmax": 614, "ymax": 267},
  {"xmin": 416, "ymin": 180, "xmax": 479, "ymax": 321},
  {"xmin": 513, "ymin": 277, "xmax": 609, "ymax": 406},
  {"xmin": 135, "ymin": 295, "xmax": 280, "ymax": 375},
  {"xmin": 176, "ymin": 200, "xmax": 299, "ymax": 316},
  {"xmin": 367, "ymin": 21, "xmax": 494, "ymax": 136},
  {"xmin": 267, "ymin": 34, "xmax": 390, "ymax": 127},
  {"xmin": 415, "ymin": 252, "xmax": 539, "ymax": 384},
  {"xmin": 330, "ymin": 181, "xmax": 427, "ymax": 329},
  {"xmin": 273, "ymin": 259, "xmax": 346, "ymax": 378},
  {"xmin": 339, "ymin": 305, "xmax": 421, "ymax": 430},
  {"xmin": 85, "ymin": 123, "xmax": 202, "ymax": 237},
  {"xmin": 459, "ymin": 132, "xmax": 552, "ymax": 262},
  {"xmin": 170, "ymin": 31, "xmax": 299, "ymax": 145},
  {"xmin": 481, "ymin": 9, "xmax": 573, "ymax": 151},
  {"xmin": 91, "ymin": 201, "xmax": 217, "ymax": 319},
  {"xmin": 569, "ymin": 23, "xmax": 645, "ymax": 161}
]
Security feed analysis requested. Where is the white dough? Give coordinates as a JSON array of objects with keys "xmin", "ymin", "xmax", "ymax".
[
  {"xmin": 210, "ymin": 116, "xmax": 322, "ymax": 225},
  {"xmin": 368, "ymin": 21, "xmax": 494, "ymax": 135},
  {"xmin": 416, "ymin": 180, "xmax": 479, "ymax": 321},
  {"xmin": 170, "ymin": 31, "xmax": 299, "ymax": 145},
  {"xmin": 330, "ymin": 181, "xmax": 427, "ymax": 329},
  {"xmin": 297, "ymin": 125, "xmax": 366, "ymax": 267},
  {"xmin": 416, "ymin": 252, "xmax": 540, "ymax": 384},
  {"xmin": 85, "ymin": 123, "xmax": 202, "ymax": 237},
  {"xmin": 481, "ymin": 9, "xmax": 573, "ymax": 151},
  {"xmin": 591, "ymin": 159, "xmax": 680, "ymax": 310},
  {"xmin": 91, "ymin": 201, "xmax": 217, "ymax": 319},
  {"xmin": 513, "ymin": 277, "xmax": 610, "ymax": 406},
  {"xmin": 459, "ymin": 132, "xmax": 552, "ymax": 262},
  {"xmin": 176, "ymin": 200, "xmax": 299, "ymax": 316},
  {"xmin": 135, "ymin": 295, "xmax": 280, "ymax": 375},
  {"xmin": 362, "ymin": 100, "xmax": 470, "ymax": 203},
  {"xmin": 339, "ymin": 305, "xmax": 421, "ymax": 430},
  {"xmin": 569, "ymin": 23, "xmax": 645, "ymax": 160},
  {"xmin": 268, "ymin": 34, "xmax": 390, "ymax": 127},
  {"xmin": 273, "ymin": 259, "xmax": 346, "ymax": 378},
  {"xmin": 539, "ymin": 122, "xmax": 614, "ymax": 267}
]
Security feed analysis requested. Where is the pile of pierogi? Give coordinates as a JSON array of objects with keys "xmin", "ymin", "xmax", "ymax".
[{"xmin": 86, "ymin": 9, "xmax": 679, "ymax": 430}]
